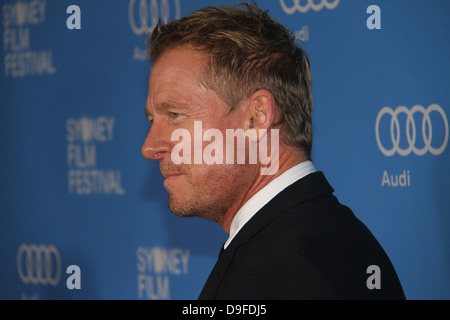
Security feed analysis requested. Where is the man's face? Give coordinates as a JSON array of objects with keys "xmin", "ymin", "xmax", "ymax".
[{"xmin": 142, "ymin": 45, "xmax": 255, "ymax": 224}]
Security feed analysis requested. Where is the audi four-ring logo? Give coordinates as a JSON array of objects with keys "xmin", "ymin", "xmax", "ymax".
[
  {"xmin": 17, "ymin": 244, "xmax": 62, "ymax": 286},
  {"xmin": 375, "ymin": 104, "xmax": 448, "ymax": 156},
  {"xmin": 280, "ymin": 0, "xmax": 340, "ymax": 14},
  {"xmin": 129, "ymin": 0, "xmax": 181, "ymax": 35}
]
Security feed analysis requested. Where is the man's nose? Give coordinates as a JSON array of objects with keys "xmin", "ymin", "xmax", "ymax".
[{"xmin": 142, "ymin": 121, "xmax": 171, "ymax": 160}]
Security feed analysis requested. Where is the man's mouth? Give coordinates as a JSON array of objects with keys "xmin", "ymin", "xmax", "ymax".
[
  {"xmin": 162, "ymin": 172, "xmax": 184, "ymax": 184},
  {"xmin": 162, "ymin": 172, "xmax": 183, "ymax": 179}
]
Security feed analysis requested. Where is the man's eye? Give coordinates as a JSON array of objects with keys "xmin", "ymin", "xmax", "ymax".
[{"xmin": 171, "ymin": 112, "xmax": 181, "ymax": 118}]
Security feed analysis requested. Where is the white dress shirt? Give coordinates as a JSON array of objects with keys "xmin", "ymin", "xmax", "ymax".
[{"xmin": 224, "ymin": 160, "xmax": 316, "ymax": 249}]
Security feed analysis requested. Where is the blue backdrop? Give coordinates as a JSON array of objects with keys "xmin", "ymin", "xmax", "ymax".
[{"xmin": 1, "ymin": 0, "xmax": 449, "ymax": 300}]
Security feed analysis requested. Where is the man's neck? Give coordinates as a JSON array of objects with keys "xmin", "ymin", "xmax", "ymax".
[{"xmin": 220, "ymin": 146, "xmax": 307, "ymax": 233}]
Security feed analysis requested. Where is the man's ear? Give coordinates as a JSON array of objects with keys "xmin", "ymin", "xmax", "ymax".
[
  {"xmin": 244, "ymin": 89, "xmax": 276, "ymax": 141},
  {"xmin": 245, "ymin": 89, "xmax": 276, "ymax": 130}
]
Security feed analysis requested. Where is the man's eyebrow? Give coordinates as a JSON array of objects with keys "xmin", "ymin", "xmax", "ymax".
[
  {"xmin": 157, "ymin": 101, "xmax": 192, "ymax": 113},
  {"xmin": 145, "ymin": 100, "xmax": 191, "ymax": 118},
  {"xmin": 144, "ymin": 108, "xmax": 153, "ymax": 118},
  {"xmin": 159, "ymin": 100, "xmax": 188, "ymax": 110}
]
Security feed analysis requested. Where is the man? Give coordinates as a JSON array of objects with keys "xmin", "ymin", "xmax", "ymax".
[{"xmin": 141, "ymin": 2, "xmax": 405, "ymax": 299}]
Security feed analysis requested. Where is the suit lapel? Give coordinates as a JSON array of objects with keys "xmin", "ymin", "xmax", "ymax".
[{"xmin": 198, "ymin": 171, "xmax": 334, "ymax": 299}]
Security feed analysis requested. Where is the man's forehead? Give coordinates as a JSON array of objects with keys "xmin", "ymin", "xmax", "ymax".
[
  {"xmin": 151, "ymin": 44, "xmax": 207, "ymax": 74},
  {"xmin": 148, "ymin": 48, "xmax": 207, "ymax": 96},
  {"xmin": 147, "ymin": 51, "xmax": 213, "ymax": 111},
  {"xmin": 146, "ymin": 77, "xmax": 200, "ymax": 111}
]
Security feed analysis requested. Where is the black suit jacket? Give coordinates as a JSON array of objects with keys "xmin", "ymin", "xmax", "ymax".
[{"xmin": 198, "ymin": 172, "xmax": 405, "ymax": 300}]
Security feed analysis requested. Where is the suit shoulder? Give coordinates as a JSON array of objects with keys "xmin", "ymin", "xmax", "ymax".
[{"xmin": 239, "ymin": 194, "xmax": 405, "ymax": 299}]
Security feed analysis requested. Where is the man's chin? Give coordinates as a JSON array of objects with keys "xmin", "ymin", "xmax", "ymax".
[
  {"xmin": 167, "ymin": 195, "xmax": 196, "ymax": 218},
  {"xmin": 167, "ymin": 195, "xmax": 221, "ymax": 223},
  {"xmin": 168, "ymin": 205, "xmax": 195, "ymax": 218}
]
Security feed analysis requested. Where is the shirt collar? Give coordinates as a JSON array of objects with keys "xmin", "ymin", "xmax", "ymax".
[{"xmin": 224, "ymin": 160, "xmax": 316, "ymax": 249}]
